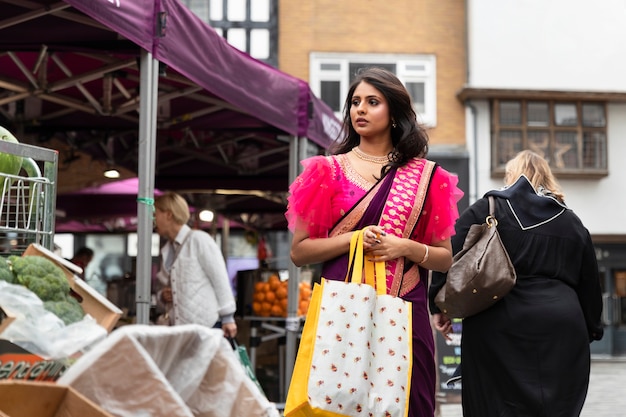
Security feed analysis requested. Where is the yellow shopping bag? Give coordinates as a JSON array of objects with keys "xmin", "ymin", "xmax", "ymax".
[{"xmin": 285, "ymin": 229, "xmax": 412, "ymax": 417}]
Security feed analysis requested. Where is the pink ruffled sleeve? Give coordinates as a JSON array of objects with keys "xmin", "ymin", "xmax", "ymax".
[
  {"xmin": 420, "ymin": 166, "xmax": 464, "ymax": 244},
  {"xmin": 285, "ymin": 156, "xmax": 335, "ymax": 238}
]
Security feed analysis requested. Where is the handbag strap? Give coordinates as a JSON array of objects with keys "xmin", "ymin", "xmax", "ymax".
[
  {"xmin": 487, "ymin": 196, "xmax": 498, "ymax": 227},
  {"xmin": 346, "ymin": 228, "xmax": 386, "ymax": 295}
]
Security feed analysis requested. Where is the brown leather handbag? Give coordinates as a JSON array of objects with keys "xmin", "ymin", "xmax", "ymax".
[{"xmin": 435, "ymin": 196, "xmax": 517, "ymax": 319}]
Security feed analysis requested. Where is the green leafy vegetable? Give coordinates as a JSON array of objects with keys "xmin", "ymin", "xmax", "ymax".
[
  {"xmin": 44, "ymin": 298, "xmax": 85, "ymax": 325},
  {"xmin": 0, "ymin": 257, "xmax": 13, "ymax": 283},
  {"xmin": 0, "ymin": 125, "xmax": 23, "ymax": 186},
  {"xmin": 6, "ymin": 255, "xmax": 85, "ymax": 324},
  {"xmin": 9, "ymin": 255, "xmax": 70, "ymax": 302}
]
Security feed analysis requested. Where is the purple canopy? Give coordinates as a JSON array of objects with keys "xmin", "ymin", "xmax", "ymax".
[
  {"xmin": 54, "ymin": 178, "xmax": 241, "ymax": 233},
  {"xmin": 0, "ymin": 0, "xmax": 340, "ymax": 226},
  {"xmin": 67, "ymin": 177, "xmax": 162, "ymax": 196},
  {"xmin": 55, "ymin": 178, "xmax": 162, "ymax": 231},
  {"xmin": 64, "ymin": 0, "xmax": 338, "ymax": 147},
  {"xmin": 63, "ymin": 0, "xmax": 155, "ymax": 53}
]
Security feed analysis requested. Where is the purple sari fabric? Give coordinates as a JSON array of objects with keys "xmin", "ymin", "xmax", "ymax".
[
  {"xmin": 320, "ymin": 166, "xmax": 436, "ymax": 417},
  {"xmin": 320, "ymin": 166, "xmax": 395, "ymax": 281}
]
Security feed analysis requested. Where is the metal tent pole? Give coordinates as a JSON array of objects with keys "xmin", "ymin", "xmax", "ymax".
[
  {"xmin": 135, "ymin": 50, "xmax": 159, "ymax": 324},
  {"xmin": 283, "ymin": 135, "xmax": 309, "ymax": 399}
]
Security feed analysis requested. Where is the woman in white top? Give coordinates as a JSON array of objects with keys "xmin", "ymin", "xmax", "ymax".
[{"xmin": 154, "ymin": 191, "xmax": 237, "ymax": 338}]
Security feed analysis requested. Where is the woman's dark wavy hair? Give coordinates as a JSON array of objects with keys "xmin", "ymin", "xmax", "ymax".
[{"xmin": 329, "ymin": 66, "xmax": 429, "ymax": 172}]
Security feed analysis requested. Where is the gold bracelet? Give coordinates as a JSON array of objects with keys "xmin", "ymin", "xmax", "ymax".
[{"xmin": 419, "ymin": 244, "xmax": 429, "ymax": 264}]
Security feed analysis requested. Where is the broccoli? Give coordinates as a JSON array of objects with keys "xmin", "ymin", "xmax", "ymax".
[
  {"xmin": 44, "ymin": 298, "xmax": 85, "ymax": 325},
  {"xmin": 7, "ymin": 254, "xmax": 86, "ymax": 325},
  {"xmin": 0, "ymin": 257, "xmax": 13, "ymax": 283},
  {"xmin": 8, "ymin": 255, "xmax": 71, "ymax": 302}
]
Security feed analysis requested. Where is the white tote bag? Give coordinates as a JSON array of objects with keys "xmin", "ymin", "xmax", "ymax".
[{"xmin": 285, "ymin": 228, "xmax": 413, "ymax": 417}]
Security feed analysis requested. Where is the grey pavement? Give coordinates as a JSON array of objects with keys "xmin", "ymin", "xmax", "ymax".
[{"xmin": 439, "ymin": 359, "xmax": 626, "ymax": 417}]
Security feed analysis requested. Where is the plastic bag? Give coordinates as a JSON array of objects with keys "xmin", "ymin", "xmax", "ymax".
[
  {"xmin": 0, "ymin": 281, "xmax": 107, "ymax": 359},
  {"xmin": 59, "ymin": 325, "xmax": 280, "ymax": 417},
  {"xmin": 228, "ymin": 337, "xmax": 266, "ymax": 396}
]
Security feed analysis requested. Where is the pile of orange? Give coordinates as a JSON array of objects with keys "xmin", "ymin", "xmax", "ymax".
[{"xmin": 252, "ymin": 273, "xmax": 312, "ymax": 317}]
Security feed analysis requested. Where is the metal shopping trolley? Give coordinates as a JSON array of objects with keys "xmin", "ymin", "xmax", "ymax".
[{"xmin": 0, "ymin": 140, "xmax": 58, "ymax": 254}]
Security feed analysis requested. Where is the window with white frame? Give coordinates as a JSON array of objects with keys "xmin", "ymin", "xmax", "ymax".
[
  {"xmin": 492, "ymin": 99, "xmax": 608, "ymax": 177},
  {"xmin": 310, "ymin": 53, "xmax": 437, "ymax": 126}
]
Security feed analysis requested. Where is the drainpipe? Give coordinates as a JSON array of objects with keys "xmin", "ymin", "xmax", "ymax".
[{"xmin": 467, "ymin": 101, "xmax": 479, "ymax": 203}]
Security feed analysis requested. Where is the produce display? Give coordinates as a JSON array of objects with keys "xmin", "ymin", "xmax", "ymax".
[
  {"xmin": 0, "ymin": 125, "xmax": 23, "ymax": 180},
  {"xmin": 0, "ymin": 255, "xmax": 84, "ymax": 325},
  {"xmin": 0, "ymin": 125, "xmax": 41, "ymax": 183},
  {"xmin": 0, "ymin": 257, "xmax": 13, "ymax": 283},
  {"xmin": 251, "ymin": 273, "xmax": 312, "ymax": 317}
]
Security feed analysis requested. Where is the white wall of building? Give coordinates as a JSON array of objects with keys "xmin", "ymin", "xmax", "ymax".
[
  {"xmin": 465, "ymin": 1, "xmax": 626, "ymax": 236},
  {"xmin": 468, "ymin": 0, "xmax": 626, "ymax": 92}
]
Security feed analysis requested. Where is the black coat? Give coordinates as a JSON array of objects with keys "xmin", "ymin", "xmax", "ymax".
[{"xmin": 430, "ymin": 176, "xmax": 603, "ymax": 417}]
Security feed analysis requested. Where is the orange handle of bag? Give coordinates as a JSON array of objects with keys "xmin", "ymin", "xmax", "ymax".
[{"xmin": 346, "ymin": 228, "xmax": 387, "ymax": 295}]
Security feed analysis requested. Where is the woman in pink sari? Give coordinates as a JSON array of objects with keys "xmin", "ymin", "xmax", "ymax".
[{"xmin": 286, "ymin": 67, "xmax": 463, "ymax": 417}]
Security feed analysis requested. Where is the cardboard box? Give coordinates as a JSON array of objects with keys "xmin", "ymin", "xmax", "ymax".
[
  {"xmin": 0, "ymin": 307, "xmax": 15, "ymax": 335},
  {"xmin": 0, "ymin": 340, "xmax": 67, "ymax": 382},
  {"xmin": 0, "ymin": 380, "xmax": 113, "ymax": 417},
  {"xmin": 22, "ymin": 244, "xmax": 122, "ymax": 332}
]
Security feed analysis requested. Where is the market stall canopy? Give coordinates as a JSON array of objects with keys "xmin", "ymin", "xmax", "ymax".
[
  {"xmin": 55, "ymin": 178, "xmax": 159, "ymax": 232},
  {"xmin": 54, "ymin": 177, "xmax": 239, "ymax": 232},
  {"xmin": 0, "ymin": 0, "xmax": 341, "ymax": 230}
]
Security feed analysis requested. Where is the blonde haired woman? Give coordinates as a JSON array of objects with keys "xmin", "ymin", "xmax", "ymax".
[
  {"xmin": 430, "ymin": 150, "xmax": 603, "ymax": 417},
  {"xmin": 154, "ymin": 191, "xmax": 237, "ymax": 338},
  {"xmin": 504, "ymin": 150, "xmax": 565, "ymax": 202}
]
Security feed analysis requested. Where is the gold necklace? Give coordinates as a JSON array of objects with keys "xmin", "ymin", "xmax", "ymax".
[{"xmin": 351, "ymin": 146, "xmax": 390, "ymax": 164}]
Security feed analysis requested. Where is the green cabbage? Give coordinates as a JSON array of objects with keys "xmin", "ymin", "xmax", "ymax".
[{"xmin": 0, "ymin": 126, "xmax": 23, "ymax": 188}]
